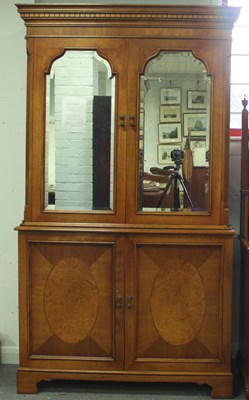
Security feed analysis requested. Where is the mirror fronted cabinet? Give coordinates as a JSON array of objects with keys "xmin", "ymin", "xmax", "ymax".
[{"xmin": 16, "ymin": 5, "xmax": 240, "ymax": 398}]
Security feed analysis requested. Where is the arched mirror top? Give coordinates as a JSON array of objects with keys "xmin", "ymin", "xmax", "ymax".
[
  {"xmin": 44, "ymin": 48, "xmax": 115, "ymax": 77},
  {"xmin": 142, "ymin": 51, "xmax": 211, "ymax": 81}
]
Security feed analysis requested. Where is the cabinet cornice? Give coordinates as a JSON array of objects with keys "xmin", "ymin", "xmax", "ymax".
[{"xmin": 16, "ymin": 4, "xmax": 240, "ymax": 29}]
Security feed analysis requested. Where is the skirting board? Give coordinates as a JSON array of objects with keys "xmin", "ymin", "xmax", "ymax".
[{"xmin": 0, "ymin": 346, "xmax": 19, "ymax": 364}]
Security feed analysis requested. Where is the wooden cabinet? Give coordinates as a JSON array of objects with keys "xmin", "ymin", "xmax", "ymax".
[
  {"xmin": 238, "ymin": 97, "xmax": 249, "ymax": 398},
  {"xmin": 16, "ymin": 4, "xmax": 239, "ymax": 398}
]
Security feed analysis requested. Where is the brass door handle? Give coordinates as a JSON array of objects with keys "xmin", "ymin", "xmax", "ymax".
[
  {"xmin": 115, "ymin": 292, "xmax": 123, "ymax": 309},
  {"xmin": 127, "ymin": 295, "xmax": 133, "ymax": 309},
  {"xmin": 129, "ymin": 114, "xmax": 136, "ymax": 127},
  {"xmin": 119, "ymin": 114, "xmax": 125, "ymax": 127}
]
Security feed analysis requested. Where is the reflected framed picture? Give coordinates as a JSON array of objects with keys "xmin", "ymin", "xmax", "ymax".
[
  {"xmin": 187, "ymin": 90, "xmax": 207, "ymax": 109},
  {"xmin": 158, "ymin": 144, "xmax": 181, "ymax": 165},
  {"xmin": 190, "ymin": 139, "xmax": 207, "ymax": 166},
  {"xmin": 158, "ymin": 123, "xmax": 182, "ymax": 143},
  {"xmin": 140, "ymin": 108, "xmax": 145, "ymax": 131},
  {"xmin": 183, "ymin": 113, "xmax": 207, "ymax": 137},
  {"xmin": 160, "ymin": 88, "xmax": 181, "ymax": 105},
  {"xmin": 160, "ymin": 105, "xmax": 181, "ymax": 123}
]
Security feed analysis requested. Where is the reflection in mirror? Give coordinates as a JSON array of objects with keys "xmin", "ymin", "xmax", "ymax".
[
  {"xmin": 139, "ymin": 51, "xmax": 211, "ymax": 213},
  {"xmin": 45, "ymin": 50, "xmax": 115, "ymax": 211}
]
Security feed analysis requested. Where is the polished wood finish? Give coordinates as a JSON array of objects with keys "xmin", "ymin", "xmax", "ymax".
[
  {"xmin": 239, "ymin": 97, "xmax": 249, "ymax": 399},
  {"xmin": 240, "ymin": 241, "xmax": 249, "ymax": 399},
  {"xmin": 16, "ymin": 4, "xmax": 239, "ymax": 398},
  {"xmin": 240, "ymin": 97, "xmax": 249, "ymax": 239},
  {"xmin": 187, "ymin": 167, "xmax": 208, "ymax": 210}
]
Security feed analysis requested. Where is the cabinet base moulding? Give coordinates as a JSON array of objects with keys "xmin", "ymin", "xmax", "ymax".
[{"xmin": 17, "ymin": 369, "xmax": 233, "ymax": 398}]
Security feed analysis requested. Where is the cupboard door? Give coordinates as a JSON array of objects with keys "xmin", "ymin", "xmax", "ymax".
[
  {"xmin": 126, "ymin": 38, "xmax": 230, "ymax": 226},
  {"xmin": 125, "ymin": 234, "xmax": 233, "ymax": 373},
  {"xmin": 18, "ymin": 231, "xmax": 125, "ymax": 371},
  {"xmin": 26, "ymin": 38, "xmax": 128, "ymax": 223}
]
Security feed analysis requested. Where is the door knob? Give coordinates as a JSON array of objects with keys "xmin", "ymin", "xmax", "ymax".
[
  {"xmin": 127, "ymin": 295, "xmax": 133, "ymax": 309},
  {"xmin": 129, "ymin": 114, "xmax": 136, "ymax": 127},
  {"xmin": 119, "ymin": 114, "xmax": 125, "ymax": 127}
]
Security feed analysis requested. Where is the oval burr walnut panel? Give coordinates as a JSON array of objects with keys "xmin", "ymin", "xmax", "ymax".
[
  {"xmin": 151, "ymin": 262, "xmax": 206, "ymax": 346},
  {"xmin": 134, "ymin": 243, "xmax": 222, "ymax": 361},
  {"xmin": 29, "ymin": 241, "xmax": 115, "ymax": 358},
  {"xmin": 44, "ymin": 257, "xmax": 99, "ymax": 344}
]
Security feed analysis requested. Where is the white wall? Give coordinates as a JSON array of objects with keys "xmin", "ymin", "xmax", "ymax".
[
  {"xmin": 0, "ymin": 0, "xmax": 226, "ymax": 365},
  {"xmin": 0, "ymin": 0, "xmax": 33, "ymax": 363}
]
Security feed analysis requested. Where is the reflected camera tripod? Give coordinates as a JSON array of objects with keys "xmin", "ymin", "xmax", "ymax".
[{"xmin": 157, "ymin": 149, "xmax": 194, "ymax": 211}]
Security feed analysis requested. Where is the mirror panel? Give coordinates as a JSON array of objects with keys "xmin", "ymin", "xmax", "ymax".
[
  {"xmin": 45, "ymin": 50, "xmax": 115, "ymax": 211},
  {"xmin": 139, "ymin": 51, "xmax": 211, "ymax": 213}
]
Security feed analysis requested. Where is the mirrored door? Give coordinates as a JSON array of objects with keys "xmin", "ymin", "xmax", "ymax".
[
  {"xmin": 138, "ymin": 51, "xmax": 211, "ymax": 213},
  {"xmin": 45, "ymin": 50, "xmax": 116, "ymax": 212},
  {"xmin": 28, "ymin": 38, "xmax": 128, "ymax": 223}
]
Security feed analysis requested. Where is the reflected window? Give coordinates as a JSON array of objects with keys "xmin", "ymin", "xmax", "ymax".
[
  {"xmin": 45, "ymin": 50, "xmax": 115, "ymax": 211},
  {"xmin": 229, "ymin": 1, "xmax": 249, "ymax": 131},
  {"xmin": 139, "ymin": 51, "xmax": 211, "ymax": 212}
]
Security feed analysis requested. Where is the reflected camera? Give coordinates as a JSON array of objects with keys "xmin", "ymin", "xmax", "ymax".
[{"xmin": 171, "ymin": 148, "xmax": 184, "ymax": 163}]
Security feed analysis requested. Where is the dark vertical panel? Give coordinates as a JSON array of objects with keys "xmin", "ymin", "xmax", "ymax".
[{"xmin": 93, "ymin": 96, "xmax": 111, "ymax": 210}]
